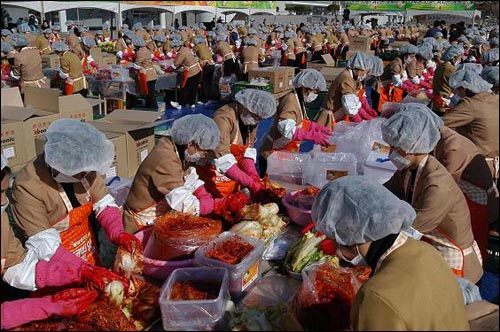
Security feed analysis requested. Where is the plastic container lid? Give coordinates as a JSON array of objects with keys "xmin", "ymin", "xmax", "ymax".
[
  {"xmin": 267, "ymin": 151, "xmax": 312, "ymax": 186},
  {"xmin": 159, "ymin": 267, "xmax": 229, "ymax": 331},
  {"xmin": 194, "ymin": 232, "xmax": 265, "ymax": 299},
  {"xmin": 303, "ymin": 152, "xmax": 357, "ymax": 188}
]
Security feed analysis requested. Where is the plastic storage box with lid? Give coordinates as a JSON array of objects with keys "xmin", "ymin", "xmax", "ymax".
[
  {"xmin": 267, "ymin": 151, "xmax": 312, "ymax": 188},
  {"xmin": 303, "ymin": 152, "xmax": 357, "ymax": 188},
  {"xmin": 159, "ymin": 267, "xmax": 229, "ymax": 331},
  {"xmin": 194, "ymin": 232, "xmax": 265, "ymax": 299}
]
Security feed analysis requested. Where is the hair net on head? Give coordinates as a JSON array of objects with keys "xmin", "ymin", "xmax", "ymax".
[
  {"xmin": 153, "ymin": 35, "xmax": 167, "ymax": 43},
  {"xmin": 153, "ymin": 25, "xmax": 161, "ymax": 31},
  {"xmin": 207, "ymin": 31, "xmax": 216, "ymax": 38},
  {"xmin": 132, "ymin": 35, "xmax": 146, "ymax": 47},
  {"xmin": 170, "ymin": 114, "xmax": 220, "ymax": 150},
  {"xmin": 458, "ymin": 63, "xmax": 483, "ymax": 75},
  {"xmin": 170, "ymin": 39, "xmax": 182, "ymax": 47},
  {"xmin": 382, "ymin": 103, "xmax": 443, "ymax": 154},
  {"xmin": 95, "ymin": 30, "xmax": 103, "ymax": 36},
  {"xmin": 248, "ymin": 28, "xmax": 257, "ymax": 35},
  {"xmin": 481, "ymin": 48, "xmax": 499, "ymax": 64},
  {"xmin": 481, "ymin": 66, "xmax": 499, "ymax": 87},
  {"xmin": 1, "ymin": 154, "xmax": 7, "ymax": 171},
  {"xmin": 194, "ymin": 36, "xmax": 205, "ymax": 44},
  {"xmin": 82, "ymin": 37, "xmax": 96, "ymax": 47},
  {"xmin": 417, "ymin": 43, "xmax": 434, "ymax": 60},
  {"xmin": 293, "ymin": 69, "xmax": 327, "ymax": 91},
  {"xmin": 449, "ymin": 70, "xmax": 493, "ymax": 94},
  {"xmin": 10, "ymin": 33, "xmax": 28, "ymax": 47},
  {"xmin": 311, "ymin": 176, "xmax": 416, "ymax": 246},
  {"xmin": 369, "ymin": 55, "xmax": 384, "ymax": 77},
  {"xmin": 170, "ymin": 33, "xmax": 181, "ymax": 41},
  {"xmin": 346, "ymin": 52, "xmax": 371, "ymax": 70},
  {"xmin": 133, "ymin": 22, "xmax": 143, "ymax": 31},
  {"xmin": 284, "ymin": 31, "xmax": 293, "ymax": 39},
  {"xmin": 473, "ymin": 36, "xmax": 487, "ymax": 46},
  {"xmin": 399, "ymin": 44, "xmax": 418, "ymax": 55},
  {"xmin": 234, "ymin": 89, "xmax": 277, "ymax": 119},
  {"xmin": 1, "ymin": 41, "xmax": 12, "ymax": 54},
  {"xmin": 441, "ymin": 45, "xmax": 464, "ymax": 61},
  {"xmin": 439, "ymin": 40, "xmax": 450, "ymax": 50},
  {"xmin": 457, "ymin": 36, "xmax": 468, "ymax": 43},
  {"xmin": 65, "ymin": 20, "xmax": 74, "ymax": 26},
  {"xmin": 245, "ymin": 38, "xmax": 257, "ymax": 46},
  {"xmin": 490, "ymin": 37, "xmax": 499, "ymax": 47},
  {"xmin": 124, "ymin": 30, "xmax": 135, "ymax": 39},
  {"xmin": 199, "ymin": 24, "xmax": 206, "ymax": 30},
  {"xmin": 216, "ymin": 34, "xmax": 226, "ymax": 42},
  {"xmin": 102, "ymin": 22, "xmax": 110, "ymax": 30},
  {"xmin": 17, "ymin": 24, "xmax": 30, "ymax": 34},
  {"xmin": 44, "ymin": 119, "xmax": 114, "ymax": 176},
  {"xmin": 2, "ymin": 29, "xmax": 11, "ymax": 36},
  {"xmin": 435, "ymin": 31, "xmax": 443, "ymax": 38},
  {"xmin": 42, "ymin": 28, "xmax": 52, "ymax": 34}
]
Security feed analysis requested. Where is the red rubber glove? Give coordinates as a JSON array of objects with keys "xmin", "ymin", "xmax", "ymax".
[
  {"xmin": 114, "ymin": 232, "xmax": 142, "ymax": 254},
  {"xmin": 51, "ymin": 288, "xmax": 99, "ymax": 316},
  {"xmin": 225, "ymin": 164, "xmax": 265, "ymax": 194},
  {"xmin": 350, "ymin": 113, "xmax": 363, "ymax": 123},
  {"xmin": 80, "ymin": 264, "xmax": 130, "ymax": 291},
  {"xmin": 213, "ymin": 192, "xmax": 249, "ymax": 223},
  {"xmin": 293, "ymin": 127, "xmax": 330, "ymax": 146},
  {"xmin": 309, "ymin": 121, "xmax": 333, "ymax": 135}
]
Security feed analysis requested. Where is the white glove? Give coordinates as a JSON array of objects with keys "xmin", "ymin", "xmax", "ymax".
[
  {"xmin": 116, "ymin": 50, "xmax": 123, "ymax": 59},
  {"xmin": 411, "ymin": 75, "xmax": 421, "ymax": 85},
  {"xmin": 341, "ymin": 94, "xmax": 362, "ymax": 116},
  {"xmin": 166, "ymin": 51, "xmax": 173, "ymax": 58},
  {"xmin": 133, "ymin": 63, "xmax": 142, "ymax": 70}
]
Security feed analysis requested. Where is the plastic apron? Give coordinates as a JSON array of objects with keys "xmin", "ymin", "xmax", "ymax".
[
  {"xmin": 407, "ymin": 158, "xmax": 483, "ymax": 278},
  {"xmin": 52, "ymin": 179, "xmax": 98, "ymax": 265},
  {"xmin": 180, "ymin": 62, "xmax": 202, "ymax": 89}
]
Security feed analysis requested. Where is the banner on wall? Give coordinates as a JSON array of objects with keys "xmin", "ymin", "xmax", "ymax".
[
  {"xmin": 121, "ymin": 1, "xmax": 215, "ymax": 6},
  {"xmin": 405, "ymin": 1, "xmax": 475, "ymax": 11},
  {"xmin": 345, "ymin": 1, "xmax": 406, "ymax": 11},
  {"xmin": 216, "ymin": 1, "xmax": 276, "ymax": 9}
]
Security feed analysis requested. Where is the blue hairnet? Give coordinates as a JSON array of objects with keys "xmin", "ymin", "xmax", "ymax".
[
  {"xmin": 248, "ymin": 28, "xmax": 257, "ymax": 35},
  {"xmin": 52, "ymin": 42, "xmax": 68, "ymax": 52},
  {"xmin": 346, "ymin": 52, "xmax": 371, "ymax": 70},
  {"xmin": 441, "ymin": 45, "xmax": 464, "ymax": 61},
  {"xmin": 369, "ymin": 55, "xmax": 384, "ymax": 77},
  {"xmin": 481, "ymin": 66, "xmax": 499, "ymax": 87},
  {"xmin": 153, "ymin": 35, "xmax": 167, "ymax": 43},
  {"xmin": 245, "ymin": 38, "xmax": 257, "ymax": 46},
  {"xmin": 132, "ymin": 35, "xmax": 146, "ymax": 47},
  {"xmin": 417, "ymin": 43, "xmax": 434, "ymax": 60},
  {"xmin": 293, "ymin": 69, "xmax": 327, "ymax": 91},
  {"xmin": 457, "ymin": 63, "xmax": 484, "ymax": 75},
  {"xmin": 10, "ymin": 33, "xmax": 27, "ymax": 47},
  {"xmin": 2, "ymin": 29, "xmax": 11, "ymax": 36},
  {"xmin": 1, "ymin": 41, "xmax": 12, "ymax": 54},
  {"xmin": 170, "ymin": 114, "xmax": 220, "ymax": 150},
  {"xmin": 170, "ymin": 39, "xmax": 182, "ymax": 47},
  {"xmin": 124, "ymin": 30, "xmax": 135, "ymax": 39},
  {"xmin": 82, "ymin": 37, "xmax": 96, "ymax": 47},
  {"xmin": 382, "ymin": 103, "xmax": 443, "ymax": 154},
  {"xmin": 45, "ymin": 119, "xmax": 114, "ymax": 176},
  {"xmin": 234, "ymin": 89, "xmax": 277, "ymax": 119},
  {"xmin": 399, "ymin": 44, "xmax": 418, "ymax": 55},
  {"xmin": 311, "ymin": 176, "xmax": 416, "ymax": 246},
  {"xmin": 449, "ymin": 70, "xmax": 493, "ymax": 94},
  {"xmin": 133, "ymin": 22, "xmax": 143, "ymax": 31},
  {"xmin": 481, "ymin": 48, "xmax": 499, "ymax": 65}
]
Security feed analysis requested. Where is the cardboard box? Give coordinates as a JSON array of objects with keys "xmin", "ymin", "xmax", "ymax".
[
  {"xmin": 320, "ymin": 67, "xmax": 346, "ymax": 90},
  {"xmin": 307, "ymin": 62, "xmax": 326, "ymax": 71},
  {"xmin": 86, "ymin": 128, "xmax": 129, "ymax": 179},
  {"xmin": 90, "ymin": 110, "xmax": 168, "ymax": 177},
  {"xmin": 41, "ymin": 54, "xmax": 60, "ymax": 69},
  {"xmin": 1, "ymin": 118, "xmax": 36, "ymax": 170},
  {"xmin": 349, "ymin": 36, "xmax": 372, "ymax": 52},
  {"xmin": 345, "ymin": 50, "xmax": 375, "ymax": 59},
  {"xmin": 282, "ymin": 66, "xmax": 295, "ymax": 91},
  {"xmin": 100, "ymin": 54, "xmax": 117, "ymax": 68},
  {"xmin": 90, "ymin": 47, "xmax": 103, "ymax": 60},
  {"xmin": 248, "ymin": 67, "xmax": 294, "ymax": 94}
]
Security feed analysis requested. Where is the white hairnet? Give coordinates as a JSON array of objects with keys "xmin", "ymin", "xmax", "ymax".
[
  {"xmin": 82, "ymin": 37, "xmax": 96, "ymax": 47},
  {"xmin": 369, "ymin": 55, "xmax": 384, "ymax": 77},
  {"xmin": 423, "ymin": 37, "xmax": 438, "ymax": 50},
  {"xmin": 153, "ymin": 25, "xmax": 161, "ymax": 31},
  {"xmin": 382, "ymin": 103, "xmax": 443, "ymax": 154},
  {"xmin": 248, "ymin": 28, "xmax": 257, "ymax": 35},
  {"xmin": 435, "ymin": 31, "xmax": 443, "ymax": 38},
  {"xmin": 293, "ymin": 69, "xmax": 327, "ymax": 91},
  {"xmin": 124, "ymin": 30, "xmax": 135, "ymax": 39},
  {"xmin": 170, "ymin": 114, "xmax": 220, "ymax": 150},
  {"xmin": 439, "ymin": 40, "xmax": 450, "ymax": 50},
  {"xmin": 51, "ymin": 41, "xmax": 68, "ymax": 52},
  {"xmin": 490, "ymin": 37, "xmax": 499, "ymax": 47},
  {"xmin": 95, "ymin": 30, "xmax": 103, "ymax": 36},
  {"xmin": 458, "ymin": 63, "xmax": 484, "ymax": 75},
  {"xmin": 133, "ymin": 22, "xmax": 143, "ymax": 31},
  {"xmin": 1, "ymin": 29, "xmax": 11, "ymax": 36},
  {"xmin": 153, "ymin": 35, "xmax": 167, "ymax": 43},
  {"xmin": 245, "ymin": 38, "xmax": 257, "ymax": 46},
  {"xmin": 170, "ymin": 39, "xmax": 182, "ymax": 47},
  {"xmin": 399, "ymin": 44, "xmax": 418, "ymax": 55},
  {"xmin": 457, "ymin": 36, "xmax": 469, "ymax": 43},
  {"xmin": 441, "ymin": 45, "xmax": 464, "ymax": 61},
  {"xmin": 284, "ymin": 31, "xmax": 293, "ymax": 39},
  {"xmin": 194, "ymin": 36, "xmax": 205, "ymax": 44},
  {"xmin": 44, "ymin": 119, "xmax": 114, "ymax": 176},
  {"xmin": 1, "ymin": 41, "xmax": 11, "ymax": 54},
  {"xmin": 346, "ymin": 52, "xmax": 371, "ymax": 70},
  {"xmin": 481, "ymin": 66, "xmax": 499, "ymax": 87},
  {"xmin": 102, "ymin": 22, "xmax": 110, "ymax": 30},
  {"xmin": 311, "ymin": 176, "xmax": 416, "ymax": 246},
  {"xmin": 449, "ymin": 70, "xmax": 493, "ymax": 94},
  {"xmin": 234, "ymin": 89, "xmax": 277, "ymax": 119},
  {"xmin": 10, "ymin": 33, "xmax": 27, "ymax": 48},
  {"xmin": 42, "ymin": 28, "xmax": 52, "ymax": 34},
  {"xmin": 417, "ymin": 43, "xmax": 434, "ymax": 60},
  {"xmin": 481, "ymin": 48, "xmax": 499, "ymax": 64},
  {"xmin": 1, "ymin": 154, "xmax": 7, "ymax": 171},
  {"xmin": 132, "ymin": 36, "xmax": 146, "ymax": 47}
]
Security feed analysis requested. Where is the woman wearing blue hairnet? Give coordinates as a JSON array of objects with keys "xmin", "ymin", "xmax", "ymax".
[
  {"xmin": 382, "ymin": 104, "xmax": 483, "ymax": 284},
  {"xmin": 432, "ymin": 45, "xmax": 464, "ymax": 115},
  {"xmin": 312, "ymin": 176, "xmax": 469, "ymax": 330}
]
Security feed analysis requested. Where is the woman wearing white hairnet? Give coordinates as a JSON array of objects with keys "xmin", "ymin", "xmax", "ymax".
[
  {"xmin": 169, "ymin": 38, "xmax": 201, "ymax": 109},
  {"xmin": 53, "ymin": 41, "xmax": 87, "ymax": 96},
  {"xmin": 432, "ymin": 45, "xmax": 464, "ymax": 114},
  {"xmin": 316, "ymin": 52, "xmax": 376, "ymax": 130},
  {"xmin": 380, "ymin": 44, "xmax": 417, "ymax": 97},
  {"xmin": 365, "ymin": 55, "xmax": 385, "ymax": 112},
  {"xmin": 240, "ymin": 38, "xmax": 262, "ymax": 80},
  {"xmin": 129, "ymin": 35, "xmax": 157, "ymax": 109},
  {"xmin": 1, "ymin": 154, "xmax": 128, "ymax": 329},
  {"xmin": 259, "ymin": 69, "xmax": 332, "ymax": 175},
  {"xmin": 197, "ymin": 89, "xmax": 277, "ymax": 198},
  {"xmin": 214, "ymin": 32, "xmax": 243, "ymax": 81},
  {"xmin": 382, "ymin": 105, "xmax": 483, "ymax": 283},
  {"xmin": 11, "ymin": 120, "xmax": 140, "ymax": 269},
  {"xmin": 81, "ymin": 37, "xmax": 99, "ymax": 76},
  {"xmin": 311, "ymin": 176, "xmax": 469, "ymax": 330},
  {"xmin": 123, "ymin": 115, "xmax": 247, "ymax": 233}
]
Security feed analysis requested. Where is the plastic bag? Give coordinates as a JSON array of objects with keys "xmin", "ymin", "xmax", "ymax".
[
  {"xmin": 303, "ymin": 153, "xmax": 357, "ymax": 188},
  {"xmin": 145, "ymin": 212, "xmax": 222, "ymax": 261}
]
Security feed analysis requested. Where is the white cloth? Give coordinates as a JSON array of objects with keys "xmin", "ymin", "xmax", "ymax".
[
  {"xmin": 57, "ymin": 68, "xmax": 69, "ymax": 79},
  {"xmin": 392, "ymin": 74, "xmax": 403, "ymax": 87},
  {"xmin": 3, "ymin": 229, "xmax": 61, "ymax": 291},
  {"xmin": 214, "ymin": 153, "xmax": 237, "ymax": 174},
  {"xmin": 93, "ymin": 193, "xmax": 119, "ymax": 217},
  {"xmin": 164, "ymin": 167, "xmax": 203, "ymax": 216},
  {"xmin": 116, "ymin": 50, "xmax": 123, "ymax": 59},
  {"xmin": 9, "ymin": 71, "xmax": 20, "ymax": 80},
  {"xmin": 277, "ymin": 119, "xmax": 298, "ymax": 140},
  {"xmin": 411, "ymin": 75, "xmax": 421, "ymax": 85},
  {"xmin": 341, "ymin": 94, "xmax": 361, "ymax": 116},
  {"xmin": 243, "ymin": 148, "xmax": 257, "ymax": 162},
  {"xmin": 404, "ymin": 227, "xmax": 424, "ymax": 240}
]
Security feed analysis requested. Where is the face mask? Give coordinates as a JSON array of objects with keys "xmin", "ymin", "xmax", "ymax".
[
  {"xmin": 53, "ymin": 172, "xmax": 81, "ymax": 183},
  {"xmin": 184, "ymin": 150, "xmax": 202, "ymax": 163},
  {"xmin": 304, "ymin": 92, "xmax": 318, "ymax": 103},
  {"xmin": 1, "ymin": 197, "xmax": 9, "ymax": 214},
  {"xmin": 357, "ymin": 73, "xmax": 367, "ymax": 82},
  {"xmin": 240, "ymin": 111, "xmax": 258, "ymax": 126},
  {"xmin": 336, "ymin": 245, "xmax": 367, "ymax": 266},
  {"xmin": 404, "ymin": 57, "xmax": 413, "ymax": 65},
  {"xmin": 389, "ymin": 150, "xmax": 411, "ymax": 170}
]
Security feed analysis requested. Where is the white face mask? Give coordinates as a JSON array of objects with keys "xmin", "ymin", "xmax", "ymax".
[
  {"xmin": 357, "ymin": 73, "xmax": 367, "ymax": 82},
  {"xmin": 240, "ymin": 111, "xmax": 258, "ymax": 126},
  {"xmin": 405, "ymin": 56, "xmax": 413, "ymax": 65},
  {"xmin": 53, "ymin": 172, "xmax": 81, "ymax": 183},
  {"xmin": 336, "ymin": 245, "xmax": 367, "ymax": 266},
  {"xmin": 184, "ymin": 150, "xmax": 202, "ymax": 164},
  {"xmin": 389, "ymin": 150, "xmax": 411, "ymax": 170},
  {"xmin": 1, "ymin": 197, "xmax": 9, "ymax": 214},
  {"xmin": 304, "ymin": 92, "xmax": 318, "ymax": 103}
]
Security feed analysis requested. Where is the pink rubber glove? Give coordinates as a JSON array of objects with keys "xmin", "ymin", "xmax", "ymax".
[
  {"xmin": 419, "ymin": 79, "xmax": 432, "ymax": 90},
  {"xmin": 1, "ymin": 288, "xmax": 98, "ymax": 330},
  {"xmin": 97, "ymin": 206, "xmax": 140, "ymax": 253},
  {"xmin": 225, "ymin": 164, "xmax": 264, "ymax": 194},
  {"xmin": 401, "ymin": 79, "xmax": 417, "ymax": 92},
  {"xmin": 309, "ymin": 121, "xmax": 333, "ymax": 135},
  {"xmin": 193, "ymin": 185, "xmax": 215, "ymax": 216},
  {"xmin": 350, "ymin": 113, "xmax": 363, "ymax": 123},
  {"xmin": 293, "ymin": 127, "xmax": 330, "ymax": 146},
  {"xmin": 358, "ymin": 107, "xmax": 375, "ymax": 121},
  {"xmin": 238, "ymin": 158, "xmax": 260, "ymax": 179},
  {"xmin": 35, "ymin": 245, "xmax": 87, "ymax": 288},
  {"xmin": 361, "ymin": 97, "xmax": 378, "ymax": 118}
]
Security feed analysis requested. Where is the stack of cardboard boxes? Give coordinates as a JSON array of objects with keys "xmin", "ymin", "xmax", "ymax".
[
  {"xmin": 90, "ymin": 48, "xmax": 117, "ymax": 68},
  {"xmin": 248, "ymin": 67, "xmax": 295, "ymax": 94},
  {"xmin": 306, "ymin": 54, "xmax": 346, "ymax": 90},
  {"xmin": 346, "ymin": 36, "xmax": 375, "ymax": 59},
  {"xmin": 1, "ymin": 87, "xmax": 93, "ymax": 172}
]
